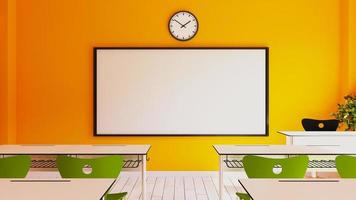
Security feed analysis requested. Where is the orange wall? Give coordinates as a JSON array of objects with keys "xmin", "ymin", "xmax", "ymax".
[
  {"xmin": 349, "ymin": 0, "xmax": 356, "ymax": 92},
  {"xmin": 15, "ymin": 0, "xmax": 342, "ymax": 170},
  {"xmin": 0, "ymin": 0, "xmax": 16, "ymax": 144},
  {"xmin": 340, "ymin": 0, "xmax": 356, "ymax": 95},
  {"xmin": 0, "ymin": 0, "xmax": 8, "ymax": 144},
  {"xmin": 340, "ymin": 0, "xmax": 349, "ymax": 96},
  {"xmin": 7, "ymin": 0, "xmax": 16, "ymax": 144}
]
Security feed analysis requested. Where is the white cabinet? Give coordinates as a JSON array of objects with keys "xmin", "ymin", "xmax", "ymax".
[
  {"xmin": 279, "ymin": 131, "xmax": 356, "ymax": 175},
  {"xmin": 279, "ymin": 131, "xmax": 356, "ymax": 146}
]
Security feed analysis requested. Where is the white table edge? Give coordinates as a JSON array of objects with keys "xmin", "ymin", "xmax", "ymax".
[{"xmin": 278, "ymin": 131, "xmax": 356, "ymax": 136}]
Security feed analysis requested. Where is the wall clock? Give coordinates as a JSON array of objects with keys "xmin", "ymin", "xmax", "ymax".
[{"xmin": 169, "ymin": 11, "xmax": 198, "ymax": 41}]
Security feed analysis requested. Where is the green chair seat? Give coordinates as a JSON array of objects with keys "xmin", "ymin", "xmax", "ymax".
[
  {"xmin": 105, "ymin": 192, "xmax": 128, "ymax": 200},
  {"xmin": 236, "ymin": 192, "xmax": 251, "ymax": 200},
  {"xmin": 0, "ymin": 155, "xmax": 31, "ymax": 178},
  {"xmin": 236, "ymin": 155, "xmax": 309, "ymax": 200},
  {"xmin": 336, "ymin": 155, "xmax": 356, "ymax": 178},
  {"xmin": 56, "ymin": 155, "xmax": 127, "ymax": 200}
]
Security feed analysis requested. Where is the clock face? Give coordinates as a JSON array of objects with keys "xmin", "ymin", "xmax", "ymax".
[{"xmin": 169, "ymin": 11, "xmax": 198, "ymax": 41}]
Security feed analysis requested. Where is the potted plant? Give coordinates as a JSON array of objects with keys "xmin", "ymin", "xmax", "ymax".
[{"xmin": 332, "ymin": 94, "xmax": 356, "ymax": 131}]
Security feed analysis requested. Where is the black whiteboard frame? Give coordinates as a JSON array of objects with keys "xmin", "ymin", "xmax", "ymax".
[{"xmin": 93, "ymin": 47, "xmax": 269, "ymax": 136}]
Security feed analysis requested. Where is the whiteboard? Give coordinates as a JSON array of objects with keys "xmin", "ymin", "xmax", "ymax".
[{"xmin": 94, "ymin": 48, "xmax": 268, "ymax": 136}]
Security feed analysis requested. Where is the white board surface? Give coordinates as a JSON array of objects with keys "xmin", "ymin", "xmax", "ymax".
[{"xmin": 95, "ymin": 48, "xmax": 268, "ymax": 135}]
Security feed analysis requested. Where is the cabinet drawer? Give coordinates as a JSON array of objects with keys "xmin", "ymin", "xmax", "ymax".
[{"xmin": 290, "ymin": 136, "xmax": 356, "ymax": 146}]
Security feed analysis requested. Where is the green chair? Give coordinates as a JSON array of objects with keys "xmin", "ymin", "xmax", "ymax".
[
  {"xmin": 56, "ymin": 155, "xmax": 127, "ymax": 200},
  {"xmin": 336, "ymin": 155, "xmax": 356, "ymax": 178},
  {"xmin": 0, "ymin": 155, "xmax": 31, "ymax": 178},
  {"xmin": 236, "ymin": 155, "xmax": 309, "ymax": 200}
]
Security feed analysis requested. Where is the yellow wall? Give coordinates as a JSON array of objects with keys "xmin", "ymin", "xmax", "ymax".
[{"xmin": 5, "ymin": 0, "xmax": 347, "ymax": 170}]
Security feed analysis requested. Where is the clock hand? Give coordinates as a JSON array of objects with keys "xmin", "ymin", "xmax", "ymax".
[
  {"xmin": 173, "ymin": 19, "xmax": 184, "ymax": 26},
  {"xmin": 181, "ymin": 20, "xmax": 191, "ymax": 28}
]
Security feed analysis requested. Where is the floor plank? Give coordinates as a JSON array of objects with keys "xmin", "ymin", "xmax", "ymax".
[
  {"xmin": 194, "ymin": 177, "xmax": 208, "ymax": 200},
  {"xmin": 202, "ymin": 176, "xmax": 219, "ymax": 200},
  {"xmin": 211, "ymin": 176, "xmax": 232, "ymax": 200},
  {"xmin": 111, "ymin": 176, "xmax": 129, "ymax": 193},
  {"xmin": 224, "ymin": 176, "xmax": 238, "ymax": 200},
  {"xmin": 146, "ymin": 176, "xmax": 157, "ymax": 200},
  {"xmin": 184, "ymin": 176, "xmax": 197, "ymax": 200},
  {"xmin": 162, "ymin": 176, "xmax": 175, "ymax": 200},
  {"xmin": 151, "ymin": 177, "xmax": 165, "ymax": 200},
  {"xmin": 127, "ymin": 176, "xmax": 142, "ymax": 200},
  {"xmin": 121, "ymin": 175, "xmax": 138, "ymax": 195},
  {"xmin": 174, "ymin": 176, "xmax": 185, "ymax": 200}
]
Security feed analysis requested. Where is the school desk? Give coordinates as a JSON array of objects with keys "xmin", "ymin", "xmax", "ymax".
[
  {"xmin": 213, "ymin": 144, "xmax": 356, "ymax": 200},
  {"xmin": 0, "ymin": 144, "xmax": 150, "ymax": 200}
]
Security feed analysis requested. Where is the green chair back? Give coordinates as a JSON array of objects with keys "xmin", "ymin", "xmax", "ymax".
[
  {"xmin": 56, "ymin": 155, "xmax": 124, "ymax": 178},
  {"xmin": 237, "ymin": 155, "xmax": 309, "ymax": 199},
  {"xmin": 336, "ymin": 155, "xmax": 356, "ymax": 178},
  {"xmin": 242, "ymin": 155, "xmax": 309, "ymax": 178},
  {"xmin": 0, "ymin": 155, "xmax": 31, "ymax": 178},
  {"xmin": 56, "ymin": 155, "xmax": 127, "ymax": 200}
]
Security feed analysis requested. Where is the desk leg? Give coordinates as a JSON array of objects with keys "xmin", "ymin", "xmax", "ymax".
[
  {"xmin": 141, "ymin": 155, "xmax": 147, "ymax": 200},
  {"xmin": 219, "ymin": 155, "xmax": 224, "ymax": 200}
]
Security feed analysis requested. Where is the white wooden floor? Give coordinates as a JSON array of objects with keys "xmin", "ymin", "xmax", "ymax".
[{"xmin": 28, "ymin": 171, "xmax": 247, "ymax": 200}]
